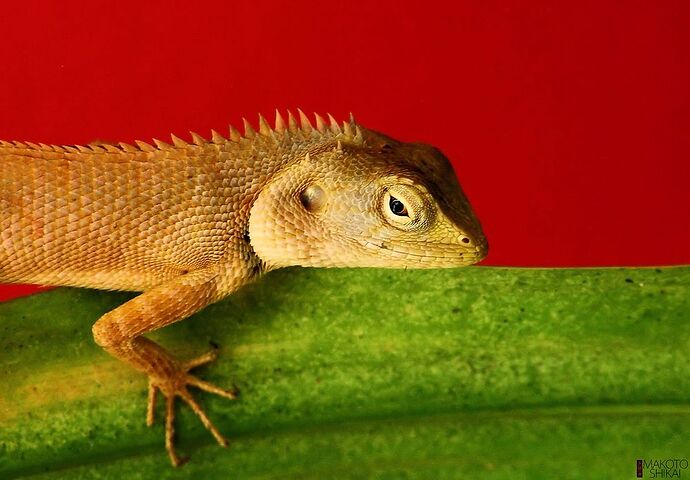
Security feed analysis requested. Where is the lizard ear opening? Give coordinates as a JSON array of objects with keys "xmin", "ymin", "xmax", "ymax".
[{"xmin": 299, "ymin": 184, "xmax": 327, "ymax": 213}]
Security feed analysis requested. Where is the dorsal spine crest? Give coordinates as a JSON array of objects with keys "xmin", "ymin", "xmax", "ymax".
[{"xmin": 0, "ymin": 110, "xmax": 364, "ymax": 157}]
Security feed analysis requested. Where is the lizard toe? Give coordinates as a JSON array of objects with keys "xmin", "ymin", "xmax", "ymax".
[{"xmin": 144, "ymin": 351, "xmax": 234, "ymax": 465}]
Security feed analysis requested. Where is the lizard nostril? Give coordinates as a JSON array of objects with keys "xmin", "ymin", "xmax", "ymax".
[{"xmin": 460, "ymin": 236, "xmax": 471, "ymax": 244}]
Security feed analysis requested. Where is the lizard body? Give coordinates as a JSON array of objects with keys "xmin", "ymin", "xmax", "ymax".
[{"xmin": 0, "ymin": 111, "xmax": 487, "ymax": 465}]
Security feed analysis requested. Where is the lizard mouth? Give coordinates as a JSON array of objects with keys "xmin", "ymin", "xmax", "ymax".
[{"xmin": 361, "ymin": 239, "xmax": 483, "ymax": 266}]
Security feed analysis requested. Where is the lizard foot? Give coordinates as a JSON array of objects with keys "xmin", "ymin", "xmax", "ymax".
[{"xmin": 145, "ymin": 349, "xmax": 237, "ymax": 466}]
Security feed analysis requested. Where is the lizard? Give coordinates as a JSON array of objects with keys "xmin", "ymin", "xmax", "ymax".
[{"xmin": 0, "ymin": 110, "xmax": 488, "ymax": 466}]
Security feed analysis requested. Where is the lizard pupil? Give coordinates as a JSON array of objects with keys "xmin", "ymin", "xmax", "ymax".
[{"xmin": 389, "ymin": 196, "xmax": 408, "ymax": 216}]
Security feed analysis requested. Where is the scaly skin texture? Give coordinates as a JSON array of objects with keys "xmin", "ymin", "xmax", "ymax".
[{"xmin": 0, "ymin": 110, "xmax": 488, "ymax": 466}]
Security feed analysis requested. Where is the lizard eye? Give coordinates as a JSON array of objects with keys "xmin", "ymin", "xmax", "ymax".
[
  {"xmin": 380, "ymin": 181, "xmax": 434, "ymax": 231},
  {"xmin": 382, "ymin": 188, "xmax": 418, "ymax": 228},
  {"xmin": 388, "ymin": 196, "xmax": 408, "ymax": 216}
]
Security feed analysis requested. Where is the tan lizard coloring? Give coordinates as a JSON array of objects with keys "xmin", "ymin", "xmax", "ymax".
[{"xmin": 0, "ymin": 110, "xmax": 488, "ymax": 465}]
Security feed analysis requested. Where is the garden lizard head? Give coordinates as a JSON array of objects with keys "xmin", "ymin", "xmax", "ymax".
[{"xmin": 248, "ymin": 115, "xmax": 488, "ymax": 270}]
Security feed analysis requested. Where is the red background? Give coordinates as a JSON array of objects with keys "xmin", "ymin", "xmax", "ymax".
[{"xmin": 1, "ymin": 1, "xmax": 689, "ymax": 301}]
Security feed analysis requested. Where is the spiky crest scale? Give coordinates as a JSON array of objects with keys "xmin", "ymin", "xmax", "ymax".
[
  {"xmin": 103, "ymin": 144, "xmax": 121, "ymax": 153},
  {"xmin": 258, "ymin": 115, "xmax": 272, "ymax": 136},
  {"xmin": 314, "ymin": 113, "xmax": 327, "ymax": 133},
  {"xmin": 210, "ymin": 130, "xmax": 225, "ymax": 144},
  {"xmin": 119, "ymin": 142, "xmax": 137, "ymax": 153},
  {"xmin": 242, "ymin": 118, "xmax": 256, "ymax": 138},
  {"xmin": 170, "ymin": 134, "xmax": 188, "ymax": 148},
  {"xmin": 0, "ymin": 111, "xmax": 364, "ymax": 156},
  {"xmin": 153, "ymin": 138, "xmax": 172, "ymax": 151},
  {"xmin": 274, "ymin": 110, "xmax": 286, "ymax": 133},
  {"xmin": 298, "ymin": 109, "xmax": 313, "ymax": 133},
  {"xmin": 190, "ymin": 132, "xmax": 205, "ymax": 146},
  {"xmin": 134, "ymin": 140, "xmax": 155, "ymax": 152},
  {"xmin": 327, "ymin": 114, "xmax": 341, "ymax": 134},
  {"xmin": 228, "ymin": 125, "xmax": 241, "ymax": 142},
  {"xmin": 287, "ymin": 111, "xmax": 298, "ymax": 132}
]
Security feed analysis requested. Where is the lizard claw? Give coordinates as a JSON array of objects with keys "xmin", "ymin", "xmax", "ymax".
[{"xmin": 145, "ymin": 349, "xmax": 237, "ymax": 467}]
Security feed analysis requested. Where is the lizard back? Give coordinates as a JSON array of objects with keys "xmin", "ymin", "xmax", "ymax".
[{"xmin": 0, "ymin": 140, "xmax": 269, "ymax": 291}]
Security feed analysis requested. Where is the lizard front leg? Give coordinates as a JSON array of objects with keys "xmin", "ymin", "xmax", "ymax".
[{"xmin": 91, "ymin": 267, "xmax": 237, "ymax": 466}]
